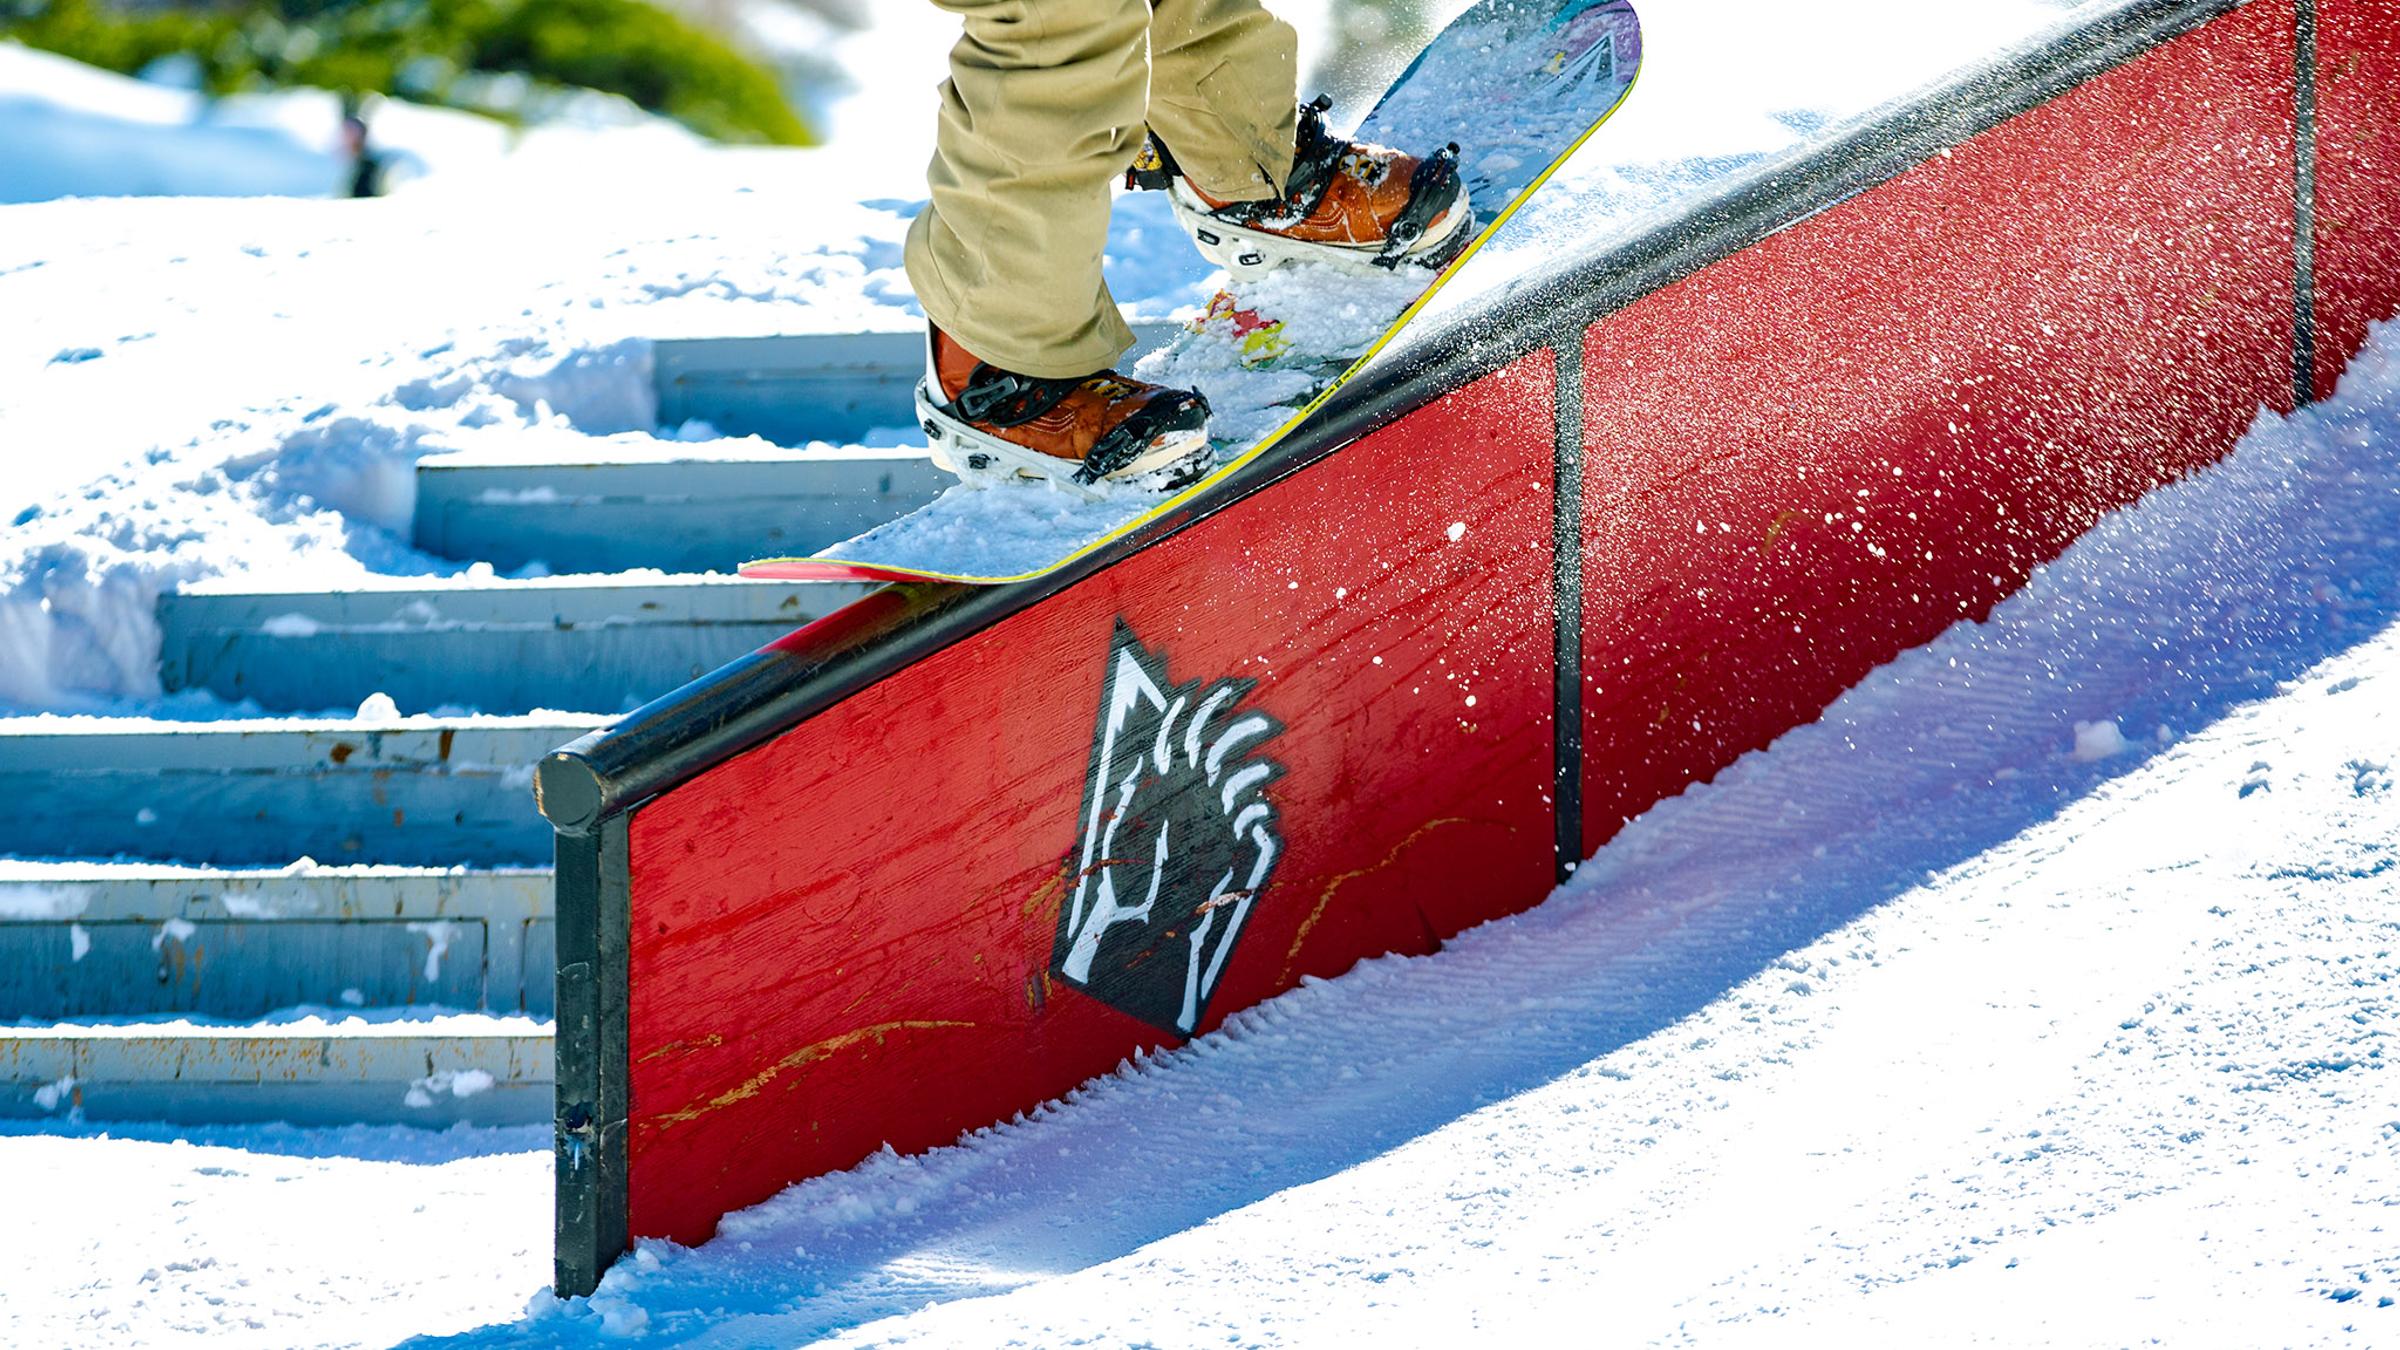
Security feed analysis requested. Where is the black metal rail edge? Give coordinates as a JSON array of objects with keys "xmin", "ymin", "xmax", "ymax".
[
  {"xmin": 2295, "ymin": 0, "xmax": 2319, "ymax": 406},
  {"xmin": 534, "ymin": 0, "xmax": 2256, "ymax": 837}
]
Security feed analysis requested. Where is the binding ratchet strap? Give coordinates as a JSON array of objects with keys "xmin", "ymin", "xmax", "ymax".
[
  {"xmin": 1277, "ymin": 93, "xmax": 1345, "ymax": 214},
  {"xmin": 1072, "ymin": 389, "xmax": 1212, "ymax": 485},
  {"xmin": 944, "ymin": 365, "xmax": 1080, "ymax": 428},
  {"xmin": 1373, "ymin": 143, "xmax": 1463, "ymax": 269}
]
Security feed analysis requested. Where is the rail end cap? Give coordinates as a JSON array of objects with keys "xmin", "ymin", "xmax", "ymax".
[{"xmin": 535, "ymin": 751, "xmax": 607, "ymax": 835}]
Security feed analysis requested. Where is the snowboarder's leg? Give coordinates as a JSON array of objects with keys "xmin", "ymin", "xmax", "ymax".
[
  {"xmin": 1144, "ymin": 0, "xmax": 1302, "ymax": 205},
  {"xmin": 1134, "ymin": 1, "xmax": 1471, "ymax": 281},
  {"xmin": 905, "ymin": 0, "xmax": 1214, "ymax": 493},
  {"xmin": 905, "ymin": 0, "xmax": 1148, "ymax": 379}
]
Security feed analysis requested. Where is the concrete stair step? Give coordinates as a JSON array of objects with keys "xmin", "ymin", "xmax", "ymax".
[
  {"xmin": 0, "ymin": 862, "xmax": 552, "ymax": 1020},
  {"xmin": 648, "ymin": 326, "xmax": 1182, "ymax": 448},
  {"xmin": 0, "ymin": 1018, "xmax": 551, "ymax": 1127},
  {"xmin": 411, "ymin": 450, "xmax": 946, "ymax": 575},
  {"xmin": 0, "ymin": 714, "xmax": 606, "ymax": 867},
  {"xmin": 160, "ymin": 575, "xmax": 876, "ymax": 715},
  {"xmin": 409, "ymin": 324, "xmax": 1186, "ymax": 574}
]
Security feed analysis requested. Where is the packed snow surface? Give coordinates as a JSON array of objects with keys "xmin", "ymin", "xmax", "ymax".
[
  {"xmin": 5, "ymin": 1, "xmax": 2392, "ymax": 1343},
  {"xmin": 8, "ymin": 320, "xmax": 2393, "ymax": 1345},
  {"xmin": 0, "ymin": 41, "xmax": 715, "ymax": 206},
  {"xmin": 0, "ymin": 1123, "xmax": 547, "ymax": 1348}
]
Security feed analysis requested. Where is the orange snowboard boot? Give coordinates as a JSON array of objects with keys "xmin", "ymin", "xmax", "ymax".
[
  {"xmin": 1128, "ymin": 95, "xmax": 1472, "ymax": 281},
  {"xmin": 916, "ymin": 327, "xmax": 1213, "ymax": 496}
]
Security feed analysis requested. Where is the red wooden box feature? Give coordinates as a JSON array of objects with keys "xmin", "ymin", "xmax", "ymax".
[
  {"xmin": 2317, "ymin": 0, "xmax": 2400, "ymax": 397},
  {"xmin": 620, "ymin": 355, "xmax": 1560, "ymax": 1245},
  {"xmin": 543, "ymin": 0, "xmax": 2400, "ymax": 1300},
  {"xmin": 1575, "ymin": 2, "xmax": 2299, "ymax": 844}
]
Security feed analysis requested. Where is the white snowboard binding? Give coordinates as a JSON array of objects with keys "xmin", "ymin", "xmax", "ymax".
[
  {"xmin": 1130, "ymin": 95, "xmax": 1474, "ymax": 282},
  {"xmin": 917, "ymin": 332, "xmax": 1214, "ymax": 499}
]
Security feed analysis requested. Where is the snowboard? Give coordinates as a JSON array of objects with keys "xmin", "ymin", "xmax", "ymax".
[{"xmin": 742, "ymin": 0, "xmax": 1643, "ymax": 587}]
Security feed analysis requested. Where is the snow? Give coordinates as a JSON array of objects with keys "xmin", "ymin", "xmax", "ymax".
[
  {"xmin": 407, "ymin": 920, "xmax": 462, "ymax": 982},
  {"xmin": 0, "ymin": 1126, "xmax": 547, "ymax": 1349},
  {"xmin": 1422, "ymin": 0, "xmax": 2128, "ymax": 329},
  {"xmin": 0, "ymin": 315, "xmax": 2386, "ymax": 1343},
  {"xmin": 7, "ymin": 1011, "xmax": 547, "ymax": 1035},
  {"xmin": 0, "ymin": 40, "xmax": 695, "ymax": 206},
  {"xmin": 0, "ymin": 882, "xmax": 89, "ymax": 919},
  {"xmin": 407, "ymin": 1067, "xmax": 500, "ymax": 1108},
  {"xmin": 455, "ymin": 322, "xmax": 2400, "ymax": 1349},
  {"xmin": 6, "ymin": 2, "xmax": 2398, "ymax": 1344},
  {"xmin": 2071, "ymin": 716, "xmax": 2132, "ymax": 761},
  {"xmin": 0, "ymin": 0, "xmax": 2136, "ymax": 706},
  {"xmin": 353, "ymin": 691, "xmax": 404, "ymax": 723},
  {"xmin": 0, "ymin": 187, "xmax": 1204, "ymax": 713},
  {"xmin": 149, "ymin": 916, "xmax": 197, "ymax": 951},
  {"xmin": 782, "ymin": 0, "xmax": 2139, "ymax": 582}
]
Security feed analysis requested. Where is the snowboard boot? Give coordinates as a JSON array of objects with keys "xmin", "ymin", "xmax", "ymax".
[
  {"xmin": 1128, "ymin": 95, "xmax": 1472, "ymax": 282},
  {"xmin": 916, "ymin": 327, "xmax": 1214, "ymax": 497}
]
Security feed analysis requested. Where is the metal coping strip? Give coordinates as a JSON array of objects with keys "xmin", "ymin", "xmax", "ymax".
[
  {"xmin": 2296, "ymin": 0, "xmax": 2319, "ymax": 407},
  {"xmin": 1550, "ymin": 341, "xmax": 1586, "ymax": 884},
  {"xmin": 534, "ymin": 0, "xmax": 2253, "ymax": 837}
]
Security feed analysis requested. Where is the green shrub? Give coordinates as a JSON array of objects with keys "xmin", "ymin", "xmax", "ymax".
[{"xmin": 1, "ymin": 0, "xmax": 815, "ymax": 145}]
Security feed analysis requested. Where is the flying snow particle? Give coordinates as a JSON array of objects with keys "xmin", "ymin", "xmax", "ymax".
[{"xmin": 1446, "ymin": 522, "xmax": 1467, "ymax": 542}]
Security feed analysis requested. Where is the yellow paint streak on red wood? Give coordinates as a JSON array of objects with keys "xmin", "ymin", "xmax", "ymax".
[
  {"xmin": 1278, "ymin": 817, "xmax": 1471, "ymax": 985},
  {"xmin": 1021, "ymin": 865, "xmax": 1070, "ymax": 922},
  {"xmin": 635, "ymin": 1033, "xmax": 723, "ymax": 1066},
  {"xmin": 647, "ymin": 1019, "xmax": 976, "ymax": 1130},
  {"xmin": 1760, "ymin": 508, "xmax": 1801, "ymax": 553}
]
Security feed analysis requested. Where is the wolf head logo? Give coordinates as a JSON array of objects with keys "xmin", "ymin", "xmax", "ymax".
[{"xmin": 1054, "ymin": 621, "xmax": 1285, "ymax": 1036}]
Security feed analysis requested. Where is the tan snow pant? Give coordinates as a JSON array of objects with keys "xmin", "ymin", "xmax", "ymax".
[{"xmin": 905, "ymin": 0, "xmax": 1300, "ymax": 378}]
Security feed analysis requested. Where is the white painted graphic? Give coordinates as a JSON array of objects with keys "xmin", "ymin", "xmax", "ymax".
[{"xmin": 1056, "ymin": 623, "xmax": 1285, "ymax": 1035}]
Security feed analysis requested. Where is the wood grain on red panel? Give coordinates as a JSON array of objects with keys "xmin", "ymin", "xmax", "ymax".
[
  {"xmin": 1576, "ymin": 2, "xmax": 2299, "ymax": 843},
  {"xmin": 2318, "ymin": 0, "xmax": 2400, "ymax": 397},
  {"xmin": 622, "ymin": 356, "xmax": 1559, "ymax": 1245}
]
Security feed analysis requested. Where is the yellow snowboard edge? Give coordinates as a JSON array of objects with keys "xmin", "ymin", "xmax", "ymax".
[{"xmin": 742, "ymin": 67, "xmax": 1643, "ymax": 589}]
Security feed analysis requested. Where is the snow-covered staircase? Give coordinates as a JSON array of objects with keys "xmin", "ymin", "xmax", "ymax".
[
  {"xmin": 159, "ymin": 576, "xmax": 877, "ymax": 715},
  {"xmin": 412, "ymin": 451, "xmax": 947, "ymax": 575},
  {"xmin": 4, "ymin": 335, "xmax": 932, "ymax": 1126},
  {"xmin": 0, "ymin": 865, "xmax": 554, "ymax": 1020},
  {"xmin": 2, "ymin": 716, "xmax": 608, "ymax": 867},
  {"xmin": 0, "ymin": 863, "xmax": 554, "ymax": 1126}
]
